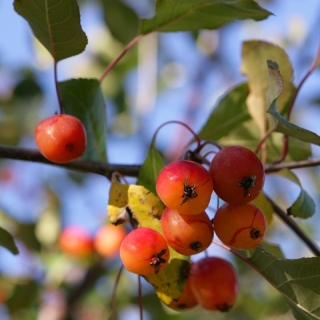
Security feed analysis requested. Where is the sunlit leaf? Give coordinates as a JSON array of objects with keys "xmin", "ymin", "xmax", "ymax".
[
  {"xmin": 241, "ymin": 41, "xmax": 294, "ymax": 137},
  {"xmin": 14, "ymin": 0, "xmax": 87, "ymax": 61},
  {"xmin": 250, "ymin": 247, "xmax": 320, "ymax": 319},
  {"xmin": 59, "ymin": 79, "xmax": 107, "ymax": 162},
  {"xmin": 267, "ymin": 61, "xmax": 320, "ymax": 146},
  {"xmin": 137, "ymin": 144, "xmax": 165, "ymax": 195},
  {"xmin": 101, "ymin": 0, "xmax": 139, "ymax": 44},
  {"xmin": 198, "ymin": 83, "xmax": 251, "ymax": 141},
  {"xmin": 140, "ymin": 0, "xmax": 272, "ymax": 34},
  {"xmin": 0, "ymin": 226, "xmax": 19, "ymax": 255},
  {"xmin": 275, "ymin": 169, "xmax": 315, "ymax": 219},
  {"xmin": 107, "ymin": 174, "xmax": 189, "ymax": 304}
]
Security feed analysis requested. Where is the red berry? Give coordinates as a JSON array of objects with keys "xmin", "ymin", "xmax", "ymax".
[
  {"xmin": 161, "ymin": 208, "xmax": 213, "ymax": 255},
  {"xmin": 59, "ymin": 226, "xmax": 92, "ymax": 257},
  {"xmin": 190, "ymin": 257, "xmax": 238, "ymax": 311},
  {"xmin": 156, "ymin": 160, "xmax": 214, "ymax": 215},
  {"xmin": 213, "ymin": 203, "xmax": 267, "ymax": 250},
  {"xmin": 209, "ymin": 146, "xmax": 264, "ymax": 204},
  {"xmin": 166, "ymin": 276, "xmax": 198, "ymax": 311},
  {"xmin": 120, "ymin": 227, "xmax": 170, "ymax": 276},
  {"xmin": 35, "ymin": 114, "xmax": 87, "ymax": 163},
  {"xmin": 93, "ymin": 224, "xmax": 127, "ymax": 258}
]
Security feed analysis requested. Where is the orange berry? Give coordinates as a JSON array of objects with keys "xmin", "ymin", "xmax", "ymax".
[
  {"xmin": 93, "ymin": 224, "xmax": 126, "ymax": 258},
  {"xmin": 156, "ymin": 160, "xmax": 214, "ymax": 215},
  {"xmin": 59, "ymin": 226, "xmax": 92, "ymax": 257},
  {"xmin": 190, "ymin": 257, "xmax": 238, "ymax": 311},
  {"xmin": 35, "ymin": 114, "xmax": 87, "ymax": 163},
  {"xmin": 213, "ymin": 203, "xmax": 267, "ymax": 250},
  {"xmin": 161, "ymin": 208, "xmax": 213, "ymax": 255}
]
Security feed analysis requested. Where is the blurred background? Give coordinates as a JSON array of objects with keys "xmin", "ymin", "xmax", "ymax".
[{"xmin": 0, "ymin": 0, "xmax": 320, "ymax": 319}]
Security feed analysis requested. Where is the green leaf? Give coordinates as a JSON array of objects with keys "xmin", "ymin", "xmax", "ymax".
[
  {"xmin": 276, "ymin": 169, "xmax": 315, "ymax": 219},
  {"xmin": 59, "ymin": 79, "xmax": 107, "ymax": 162},
  {"xmin": 266, "ymin": 61, "xmax": 320, "ymax": 146},
  {"xmin": 250, "ymin": 247, "xmax": 320, "ymax": 319},
  {"xmin": 101, "ymin": 0, "xmax": 139, "ymax": 44},
  {"xmin": 0, "ymin": 226, "xmax": 19, "ymax": 255},
  {"xmin": 14, "ymin": 0, "xmax": 87, "ymax": 62},
  {"xmin": 198, "ymin": 83, "xmax": 251, "ymax": 141},
  {"xmin": 140, "ymin": 0, "xmax": 272, "ymax": 34},
  {"xmin": 137, "ymin": 144, "xmax": 165, "ymax": 195}
]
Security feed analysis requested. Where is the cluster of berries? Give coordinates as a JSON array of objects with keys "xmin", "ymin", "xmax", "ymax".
[{"xmin": 119, "ymin": 145, "xmax": 266, "ymax": 311}]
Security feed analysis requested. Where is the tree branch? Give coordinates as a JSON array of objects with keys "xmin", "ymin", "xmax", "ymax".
[
  {"xmin": 265, "ymin": 158, "xmax": 320, "ymax": 173},
  {"xmin": 0, "ymin": 145, "xmax": 140, "ymax": 178},
  {"xmin": 265, "ymin": 194, "xmax": 320, "ymax": 257}
]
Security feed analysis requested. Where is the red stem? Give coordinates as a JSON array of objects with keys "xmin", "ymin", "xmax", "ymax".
[{"xmin": 99, "ymin": 35, "xmax": 144, "ymax": 82}]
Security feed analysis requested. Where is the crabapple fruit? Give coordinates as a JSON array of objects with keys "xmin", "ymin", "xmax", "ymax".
[
  {"xmin": 161, "ymin": 208, "xmax": 213, "ymax": 255},
  {"xmin": 59, "ymin": 226, "xmax": 92, "ymax": 257},
  {"xmin": 120, "ymin": 227, "xmax": 170, "ymax": 276},
  {"xmin": 35, "ymin": 114, "xmax": 87, "ymax": 163},
  {"xmin": 166, "ymin": 276, "xmax": 198, "ymax": 311},
  {"xmin": 213, "ymin": 202, "xmax": 267, "ymax": 250},
  {"xmin": 209, "ymin": 146, "xmax": 264, "ymax": 204},
  {"xmin": 93, "ymin": 224, "xmax": 127, "ymax": 258},
  {"xmin": 190, "ymin": 256, "xmax": 238, "ymax": 311},
  {"xmin": 156, "ymin": 160, "xmax": 214, "ymax": 215}
]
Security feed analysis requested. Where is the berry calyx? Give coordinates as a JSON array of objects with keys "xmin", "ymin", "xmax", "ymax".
[
  {"xmin": 35, "ymin": 114, "xmax": 87, "ymax": 163},
  {"xmin": 209, "ymin": 146, "xmax": 264, "ymax": 204},
  {"xmin": 161, "ymin": 208, "xmax": 213, "ymax": 255},
  {"xmin": 156, "ymin": 160, "xmax": 214, "ymax": 215},
  {"xmin": 120, "ymin": 227, "xmax": 170, "ymax": 276},
  {"xmin": 190, "ymin": 256, "xmax": 238, "ymax": 311},
  {"xmin": 213, "ymin": 202, "xmax": 267, "ymax": 250}
]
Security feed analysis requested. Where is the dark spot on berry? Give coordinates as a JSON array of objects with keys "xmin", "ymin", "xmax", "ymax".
[{"xmin": 65, "ymin": 143, "xmax": 75, "ymax": 152}]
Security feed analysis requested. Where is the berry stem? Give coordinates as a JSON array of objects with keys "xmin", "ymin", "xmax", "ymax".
[
  {"xmin": 151, "ymin": 120, "xmax": 202, "ymax": 158},
  {"xmin": 138, "ymin": 275, "xmax": 144, "ymax": 320},
  {"xmin": 53, "ymin": 60, "xmax": 64, "ymax": 114},
  {"xmin": 110, "ymin": 265, "xmax": 124, "ymax": 320},
  {"xmin": 99, "ymin": 34, "xmax": 145, "ymax": 82}
]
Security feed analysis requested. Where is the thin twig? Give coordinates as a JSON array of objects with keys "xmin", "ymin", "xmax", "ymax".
[
  {"xmin": 265, "ymin": 158, "xmax": 320, "ymax": 173},
  {"xmin": 264, "ymin": 194, "xmax": 320, "ymax": 257}
]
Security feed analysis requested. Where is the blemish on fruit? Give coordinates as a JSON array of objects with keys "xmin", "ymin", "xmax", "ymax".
[{"xmin": 65, "ymin": 143, "xmax": 75, "ymax": 152}]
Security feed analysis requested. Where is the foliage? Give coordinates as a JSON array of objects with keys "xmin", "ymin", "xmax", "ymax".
[{"xmin": 0, "ymin": 0, "xmax": 320, "ymax": 319}]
